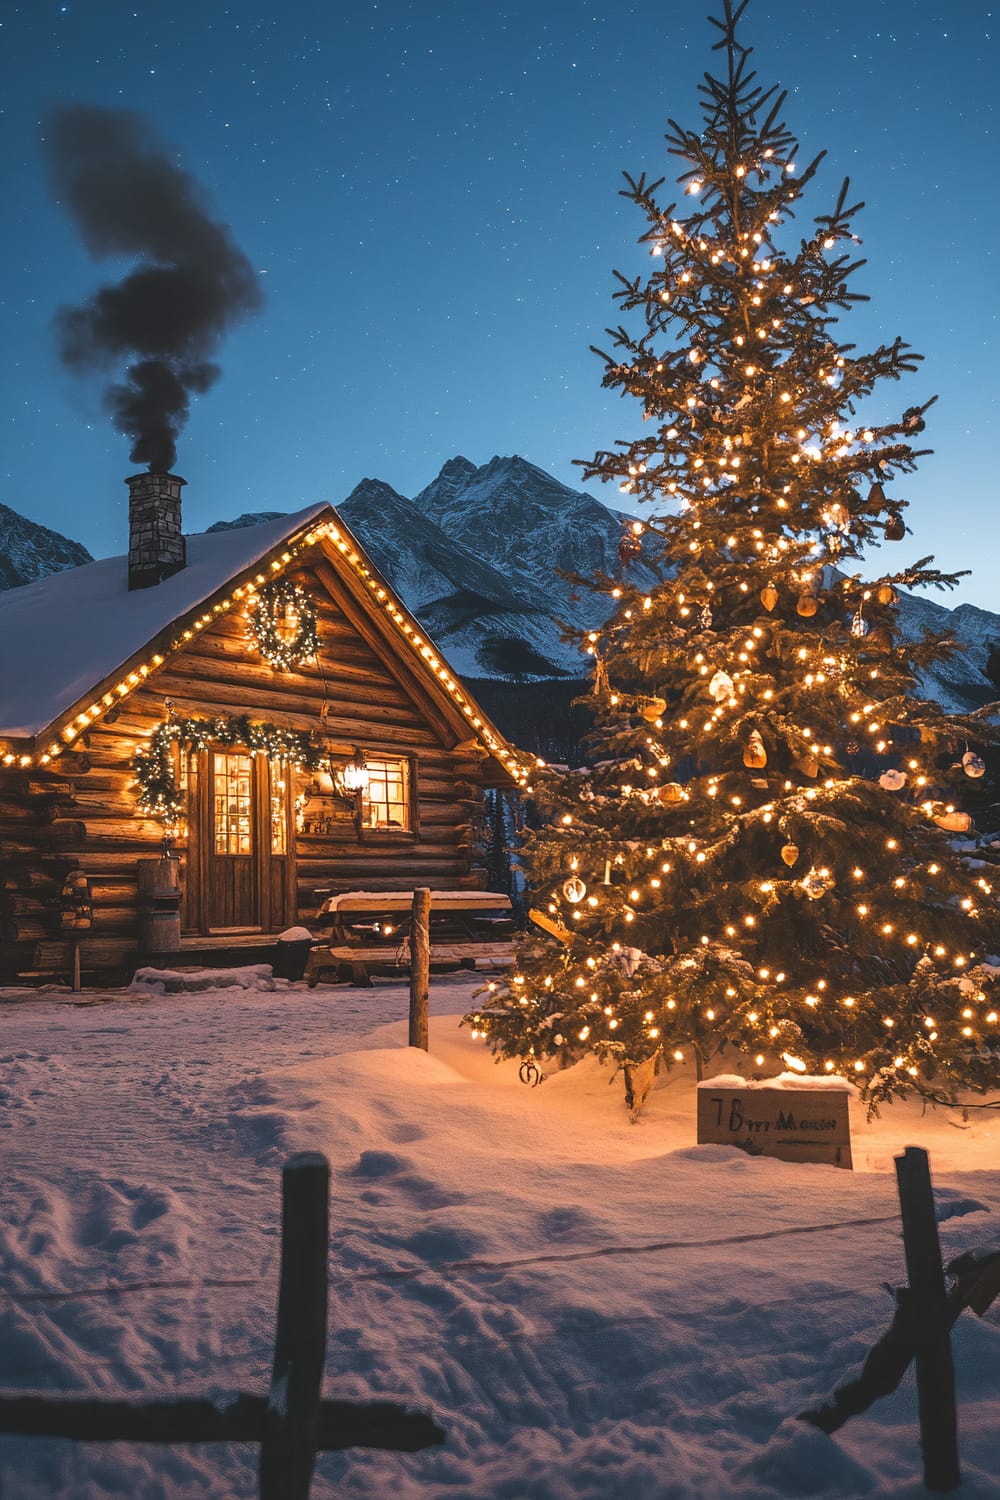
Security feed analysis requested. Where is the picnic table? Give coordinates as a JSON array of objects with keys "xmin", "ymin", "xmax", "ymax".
[{"xmin": 305, "ymin": 890, "xmax": 516, "ymax": 987}]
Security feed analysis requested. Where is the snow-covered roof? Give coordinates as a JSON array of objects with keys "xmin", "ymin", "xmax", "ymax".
[{"xmin": 0, "ymin": 505, "xmax": 328, "ymax": 738}]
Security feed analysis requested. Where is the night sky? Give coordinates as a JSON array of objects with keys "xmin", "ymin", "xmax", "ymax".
[{"xmin": 1, "ymin": 2, "xmax": 996, "ymax": 607}]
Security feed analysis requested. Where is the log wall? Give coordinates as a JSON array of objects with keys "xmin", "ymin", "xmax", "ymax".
[{"xmin": 0, "ymin": 557, "xmax": 503, "ymax": 983}]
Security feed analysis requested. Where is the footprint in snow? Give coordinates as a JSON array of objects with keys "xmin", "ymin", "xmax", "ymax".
[
  {"xmin": 933, "ymin": 1186, "xmax": 991, "ymax": 1221},
  {"xmin": 351, "ymin": 1150, "xmax": 410, "ymax": 1179},
  {"xmin": 538, "ymin": 1205, "xmax": 605, "ymax": 1240},
  {"xmin": 350, "ymin": 1151, "xmax": 464, "ymax": 1209},
  {"xmin": 385, "ymin": 1121, "xmax": 426, "ymax": 1144}
]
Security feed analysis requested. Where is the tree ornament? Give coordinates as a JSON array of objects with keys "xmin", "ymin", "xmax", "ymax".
[
  {"xmin": 795, "ymin": 752, "xmax": 820, "ymax": 778},
  {"xmin": 877, "ymin": 583, "xmax": 899, "ymax": 605},
  {"xmin": 760, "ymin": 583, "xmax": 778, "ymax": 612},
  {"xmin": 867, "ymin": 481, "xmax": 886, "ymax": 508},
  {"xmin": 743, "ymin": 730, "xmax": 767, "ymax": 768},
  {"xmin": 884, "ymin": 509, "xmax": 906, "ymax": 541},
  {"xmin": 699, "ymin": 602, "xmax": 713, "ymax": 629},
  {"xmin": 657, "ymin": 781, "xmax": 685, "ymax": 803},
  {"xmin": 618, "ymin": 526, "xmax": 643, "ymax": 567},
  {"xmin": 963, "ymin": 751, "xmax": 986, "ymax": 779},
  {"xmin": 616, "ymin": 945, "xmax": 643, "ymax": 978},
  {"xmin": 796, "ymin": 579, "xmax": 819, "ymax": 617},
  {"xmin": 247, "ymin": 578, "xmax": 319, "ymax": 672},
  {"xmin": 902, "ymin": 405, "xmax": 926, "ymax": 434},
  {"xmin": 708, "ymin": 670, "xmax": 734, "ymax": 702},
  {"xmin": 518, "ymin": 1058, "xmax": 543, "ymax": 1087},
  {"xmin": 780, "ymin": 842, "xmax": 800, "ymax": 867},
  {"xmin": 800, "ymin": 866, "xmax": 834, "ymax": 901},
  {"xmin": 933, "ymin": 810, "xmax": 973, "ymax": 834},
  {"xmin": 562, "ymin": 875, "xmax": 587, "ymax": 904},
  {"xmin": 879, "ymin": 769, "xmax": 907, "ymax": 791},
  {"xmin": 845, "ymin": 740, "xmax": 860, "ymax": 757},
  {"xmin": 850, "ymin": 606, "xmax": 869, "ymax": 638},
  {"xmin": 641, "ymin": 696, "xmax": 667, "ymax": 722}
]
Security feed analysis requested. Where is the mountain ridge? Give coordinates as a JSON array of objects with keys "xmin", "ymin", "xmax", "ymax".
[
  {"xmin": 0, "ymin": 503, "xmax": 93, "ymax": 591},
  {"xmin": 2, "ymin": 456, "xmax": 997, "ymax": 709}
]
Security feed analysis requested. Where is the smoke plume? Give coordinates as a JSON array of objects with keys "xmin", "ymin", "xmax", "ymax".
[{"xmin": 44, "ymin": 105, "xmax": 262, "ymax": 471}]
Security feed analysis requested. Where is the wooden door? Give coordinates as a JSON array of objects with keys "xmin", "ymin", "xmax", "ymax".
[
  {"xmin": 207, "ymin": 748, "xmax": 260, "ymax": 931},
  {"xmin": 186, "ymin": 748, "xmax": 296, "ymax": 935}
]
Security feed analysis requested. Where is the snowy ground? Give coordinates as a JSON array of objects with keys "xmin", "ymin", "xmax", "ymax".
[{"xmin": 1, "ymin": 974, "xmax": 999, "ymax": 1499}]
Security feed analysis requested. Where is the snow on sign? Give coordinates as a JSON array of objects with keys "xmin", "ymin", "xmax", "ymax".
[{"xmin": 696, "ymin": 1076, "xmax": 853, "ymax": 1170}]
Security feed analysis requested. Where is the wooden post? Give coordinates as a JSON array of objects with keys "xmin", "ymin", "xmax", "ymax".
[
  {"xmin": 260, "ymin": 1152, "xmax": 330, "ymax": 1500},
  {"xmin": 71, "ymin": 941, "xmax": 81, "ymax": 993},
  {"xmin": 894, "ymin": 1146, "xmax": 961, "ymax": 1492},
  {"xmin": 409, "ymin": 887, "xmax": 430, "ymax": 1051}
]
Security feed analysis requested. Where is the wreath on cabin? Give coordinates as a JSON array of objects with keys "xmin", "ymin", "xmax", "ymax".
[{"xmin": 247, "ymin": 578, "xmax": 319, "ymax": 671}]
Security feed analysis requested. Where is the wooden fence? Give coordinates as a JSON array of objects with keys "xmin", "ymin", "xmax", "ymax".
[
  {"xmin": 3, "ymin": 1137, "xmax": 997, "ymax": 1495},
  {"xmin": 800, "ymin": 1145, "xmax": 1000, "ymax": 1493},
  {"xmin": 0, "ymin": 1152, "xmax": 444, "ymax": 1499}
]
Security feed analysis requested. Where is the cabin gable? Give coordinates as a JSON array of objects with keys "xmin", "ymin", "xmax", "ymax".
[{"xmin": 0, "ymin": 512, "xmax": 524, "ymax": 982}]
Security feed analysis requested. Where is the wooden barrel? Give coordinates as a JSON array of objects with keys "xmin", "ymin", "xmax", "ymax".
[
  {"xmin": 136, "ymin": 857, "xmax": 181, "ymax": 952},
  {"xmin": 137, "ymin": 908, "xmax": 181, "ymax": 953},
  {"xmin": 136, "ymin": 857, "xmax": 181, "ymax": 900}
]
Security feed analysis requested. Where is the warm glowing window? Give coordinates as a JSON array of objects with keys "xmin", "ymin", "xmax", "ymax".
[
  {"xmin": 213, "ymin": 752, "xmax": 253, "ymax": 855},
  {"xmin": 171, "ymin": 743, "xmax": 191, "ymax": 841},
  {"xmin": 270, "ymin": 760, "xmax": 288, "ymax": 856},
  {"xmin": 361, "ymin": 757, "xmax": 411, "ymax": 831}
]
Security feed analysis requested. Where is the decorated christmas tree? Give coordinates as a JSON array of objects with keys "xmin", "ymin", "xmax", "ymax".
[{"xmin": 466, "ymin": 0, "xmax": 1000, "ymax": 1113}]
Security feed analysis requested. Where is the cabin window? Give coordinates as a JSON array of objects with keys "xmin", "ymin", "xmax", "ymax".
[
  {"xmin": 213, "ymin": 751, "xmax": 253, "ymax": 855},
  {"xmin": 361, "ymin": 756, "xmax": 411, "ymax": 831},
  {"xmin": 171, "ymin": 743, "xmax": 191, "ymax": 842},
  {"xmin": 270, "ymin": 760, "xmax": 289, "ymax": 856}
]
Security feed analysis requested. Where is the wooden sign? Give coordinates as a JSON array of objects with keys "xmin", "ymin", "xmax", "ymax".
[{"xmin": 697, "ymin": 1081, "xmax": 853, "ymax": 1169}]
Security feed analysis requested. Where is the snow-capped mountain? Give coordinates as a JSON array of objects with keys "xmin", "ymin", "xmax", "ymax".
[
  {"xmin": 205, "ymin": 510, "xmax": 286, "ymax": 532},
  {"xmin": 338, "ymin": 460, "xmax": 660, "ymax": 679},
  {"xmin": 3, "ymin": 456, "xmax": 997, "ymax": 709},
  {"xmin": 203, "ymin": 459, "xmax": 658, "ymax": 679},
  {"xmin": 414, "ymin": 453, "xmax": 641, "ymax": 602},
  {"xmin": 336, "ymin": 478, "xmax": 577, "ymax": 679},
  {"xmin": 0, "ymin": 503, "xmax": 92, "ymax": 591},
  {"xmin": 894, "ymin": 592, "xmax": 999, "ymax": 711}
]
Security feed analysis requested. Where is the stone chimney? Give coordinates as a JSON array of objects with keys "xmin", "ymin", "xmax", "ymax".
[{"xmin": 126, "ymin": 472, "xmax": 186, "ymax": 590}]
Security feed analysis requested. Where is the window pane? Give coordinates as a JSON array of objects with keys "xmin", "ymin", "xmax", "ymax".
[
  {"xmin": 361, "ymin": 757, "xmax": 410, "ymax": 831},
  {"xmin": 271, "ymin": 760, "xmax": 288, "ymax": 856},
  {"xmin": 214, "ymin": 752, "xmax": 254, "ymax": 855},
  {"xmin": 171, "ymin": 743, "xmax": 191, "ymax": 842}
]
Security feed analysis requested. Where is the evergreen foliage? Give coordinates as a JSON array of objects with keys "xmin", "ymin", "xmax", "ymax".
[
  {"xmin": 134, "ymin": 711, "xmax": 326, "ymax": 827},
  {"xmin": 466, "ymin": 0, "xmax": 1000, "ymax": 1112}
]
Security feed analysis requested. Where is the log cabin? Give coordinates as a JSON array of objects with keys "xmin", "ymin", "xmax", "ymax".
[{"xmin": 0, "ymin": 472, "xmax": 530, "ymax": 983}]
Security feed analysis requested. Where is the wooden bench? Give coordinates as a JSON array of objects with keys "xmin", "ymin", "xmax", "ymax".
[{"xmin": 305, "ymin": 890, "xmax": 516, "ymax": 988}]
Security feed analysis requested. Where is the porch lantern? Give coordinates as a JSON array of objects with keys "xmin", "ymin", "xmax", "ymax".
[{"xmin": 338, "ymin": 748, "xmax": 370, "ymax": 795}]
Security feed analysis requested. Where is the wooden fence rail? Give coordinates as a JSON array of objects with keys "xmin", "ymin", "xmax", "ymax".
[{"xmin": 0, "ymin": 1152, "xmax": 444, "ymax": 1499}]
